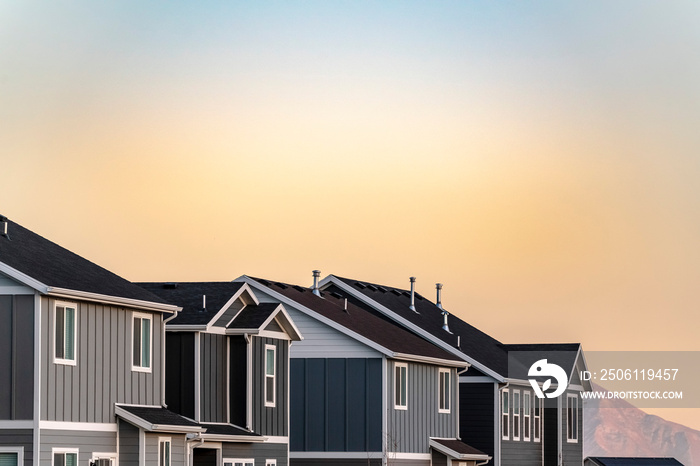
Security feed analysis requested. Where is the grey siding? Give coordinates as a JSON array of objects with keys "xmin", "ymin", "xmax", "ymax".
[
  {"xmin": 0, "ymin": 295, "xmax": 34, "ymax": 420},
  {"xmin": 562, "ymin": 390, "xmax": 583, "ymax": 465},
  {"xmin": 200, "ymin": 333, "xmax": 228, "ymax": 423},
  {"xmin": 252, "ymin": 336, "xmax": 288, "ymax": 436},
  {"xmin": 459, "ymin": 382, "xmax": 495, "ymax": 462},
  {"xmin": 222, "ymin": 442, "xmax": 288, "ymax": 466},
  {"xmin": 166, "ymin": 332, "xmax": 196, "ymax": 419},
  {"xmin": 291, "ymin": 460, "xmax": 380, "ymax": 466},
  {"xmin": 431, "ymin": 450, "xmax": 448, "ymax": 466},
  {"xmin": 501, "ymin": 386, "xmax": 542, "ymax": 466},
  {"xmin": 290, "ymin": 358, "xmax": 382, "ymax": 453},
  {"xmin": 118, "ymin": 419, "xmax": 140, "ymax": 466},
  {"xmin": 387, "ymin": 361, "xmax": 457, "ymax": 454},
  {"xmin": 145, "ymin": 432, "xmax": 186, "ymax": 465},
  {"xmin": 39, "ymin": 429, "xmax": 117, "ymax": 464},
  {"xmin": 0, "ymin": 429, "xmax": 33, "ymax": 466},
  {"xmin": 41, "ymin": 297, "xmax": 163, "ymax": 422}
]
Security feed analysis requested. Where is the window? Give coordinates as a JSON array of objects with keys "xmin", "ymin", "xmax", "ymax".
[
  {"xmin": 265, "ymin": 344, "xmax": 276, "ymax": 407},
  {"xmin": 266, "ymin": 461, "xmax": 277, "ymax": 466},
  {"xmin": 53, "ymin": 449, "xmax": 78, "ymax": 466},
  {"xmin": 501, "ymin": 389, "xmax": 509, "ymax": 440},
  {"xmin": 0, "ymin": 447, "xmax": 23, "ymax": 466},
  {"xmin": 534, "ymin": 397, "xmax": 542, "ymax": 442},
  {"xmin": 132, "ymin": 313, "xmax": 152, "ymax": 371},
  {"xmin": 567, "ymin": 394, "xmax": 578, "ymax": 443},
  {"xmin": 438, "ymin": 368, "xmax": 450, "ymax": 413},
  {"xmin": 159, "ymin": 438, "xmax": 171, "ymax": 466},
  {"xmin": 54, "ymin": 302, "xmax": 77, "ymax": 365},
  {"xmin": 90, "ymin": 454, "xmax": 117, "ymax": 466},
  {"xmin": 512, "ymin": 390, "xmax": 520, "ymax": 441},
  {"xmin": 394, "ymin": 362, "xmax": 408, "ymax": 410},
  {"xmin": 523, "ymin": 391, "xmax": 531, "ymax": 441},
  {"xmin": 224, "ymin": 460, "xmax": 254, "ymax": 466}
]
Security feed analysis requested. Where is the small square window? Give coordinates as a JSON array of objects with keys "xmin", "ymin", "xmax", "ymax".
[
  {"xmin": 438, "ymin": 369, "xmax": 450, "ymax": 413},
  {"xmin": 53, "ymin": 449, "xmax": 78, "ymax": 466},
  {"xmin": 394, "ymin": 362, "xmax": 408, "ymax": 410}
]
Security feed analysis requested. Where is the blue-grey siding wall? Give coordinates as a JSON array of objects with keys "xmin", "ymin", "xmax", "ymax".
[
  {"xmin": 0, "ymin": 295, "xmax": 34, "ymax": 420},
  {"xmin": 459, "ymin": 382, "xmax": 495, "ymax": 462},
  {"xmin": 387, "ymin": 361, "xmax": 457, "ymax": 454},
  {"xmin": 222, "ymin": 442, "xmax": 288, "ymax": 466},
  {"xmin": 39, "ymin": 429, "xmax": 117, "ymax": 464},
  {"xmin": 145, "ymin": 432, "xmax": 186, "ymax": 465},
  {"xmin": 41, "ymin": 297, "xmax": 163, "ymax": 422},
  {"xmin": 118, "ymin": 419, "xmax": 140, "ymax": 466},
  {"xmin": 0, "ymin": 429, "xmax": 33, "ymax": 466},
  {"xmin": 290, "ymin": 358, "xmax": 382, "ymax": 453},
  {"xmin": 165, "ymin": 331, "xmax": 196, "ymax": 419},
  {"xmin": 252, "ymin": 336, "xmax": 288, "ymax": 436},
  {"xmin": 501, "ymin": 386, "xmax": 542, "ymax": 466},
  {"xmin": 200, "ymin": 333, "xmax": 228, "ymax": 423}
]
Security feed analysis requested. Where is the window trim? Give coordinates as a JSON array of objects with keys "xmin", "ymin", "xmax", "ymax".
[
  {"xmin": 266, "ymin": 460, "xmax": 277, "ymax": 466},
  {"xmin": 131, "ymin": 312, "xmax": 153, "ymax": 373},
  {"xmin": 223, "ymin": 459, "xmax": 254, "ymax": 466},
  {"xmin": 394, "ymin": 362, "xmax": 408, "ymax": 410},
  {"xmin": 501, "ymin": 389, "xmax": 509, "ymax": 440},
  {"xmin": 52, "ymin": 448, "xmax": 79, "ymax": 466},
  {"xmin": 523, "ymin": 391, "xmax": 531, "ymax": 441},
  {"xmin": 90, "ymin": 452, "xmax": 117, "ymax": 466},
  {"xmin": 264, "ymin": 344, "xmax": 276, "ymax": 408},
  {"xmin": 512, "ymin": 389, "xmax": 521, "ymax": 441},
  {"xmin": 53, "ymin": 301, "xmax": 77, "ymax": 366},
  {"xmin": 158, "ymin": 437, "xmax": 171, "ymax": 466},
  {"xmin": 438, "ymin": 368, "xmax": 451, "ymax": 414},
  {"xmin": 0, "ymin": 447, "xmax": 24, "ymax": 466},
  {"xmin": 534, "ymin": 396, "xmax": 542, "ymax": 443},
  {"xmin": 567, "ymin": 393, "xmax": 579, "ymax": 443}
]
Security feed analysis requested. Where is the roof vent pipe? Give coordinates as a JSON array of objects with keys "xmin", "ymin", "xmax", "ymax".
[
  {"xmin": 0, "ymin": 216, "xmax": 8, "ymax": 239},
  {"xmin": 202, "ymin": 295, "xmax": 206, "ymax": 312},
  {"xmin": 409, "ymin": 277, "xmax": 417, "ymax": 313},
  {"xmin": 436, "ymin": 283, "xmax": 443, "ymax": 310},
  {"xmin": 442, "ymin": 309, "xmax": 452, "ymax": 333},
  {"xmin": 312, "ymin": 270, "xmax": 321, "ymax": 296}
]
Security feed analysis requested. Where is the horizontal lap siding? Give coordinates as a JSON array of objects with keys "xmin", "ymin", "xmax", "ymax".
[
  {"xmin": 200, "ymin": 333, "xmax": 227, "ymax": 423},
  {"xmin": 145, "ymin": 432, "xmax": 186, "ymax": 466},
  {"xmin": 39, "ymin": 429, "xmax": 117, "ymax": 464},
  {"xmin": 222, "ymin": 442, "xmax": 288, "ymax": 466},
  {"xmin": 41, "ymin": 297, "xmax": 162, "ymax": 422},
  {"xmin": 0, "ymin": 429, "xmax": 33, "ymax": 466},
  {"xmin": 291, "ymin": 460, "xmax": 381, "ymax": 466},
  {"xmin": 0, "ymin": 294, "xmax": 34, "ymax": 420}
]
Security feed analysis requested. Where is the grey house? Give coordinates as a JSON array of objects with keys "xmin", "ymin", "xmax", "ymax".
[
  {"xmin": 318, "ymin": 274, "xmax": 591, "ymax": 466},
  {"xmin": 0, "ymin": 215, "xmax": 204, "ymax": 466},
  {"xmin": 233, "ymin": 275, "xmax": 492, "ymax": 466},
  {"xmin": 138, "ymin": 281, "xmax": 303, "ymax": 466}
]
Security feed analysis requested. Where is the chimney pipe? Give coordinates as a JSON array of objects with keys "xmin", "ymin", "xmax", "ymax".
[
  {"xmin": 409, "ymin": 277, "xmax": 417, "ymax": 313},
  {"xmin": 202, "ymin": 295, "xmax": 206, "ymax": 312},
  {"xmin": 0, "ymin": 216, "xmax": 8, "ymax": 238},
  {"xmin": 442, "ymin": 309, "xmax": 451, "ymax": 333},
  {"xmin": 312, "ymin": 270, "xmax": 321, "ymax": 296},
  {"xmin": 436, "ymin": 283, "xmax": 443, "ymax": 310}
]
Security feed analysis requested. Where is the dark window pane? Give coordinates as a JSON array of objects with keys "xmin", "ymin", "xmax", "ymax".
[
  {"xmin": 133, "ymin": 317, "xmax": 141, "ymax": 366},
  {"xmin": 56, "ymin": 306, "xmax": 65, "ymax": 359}
]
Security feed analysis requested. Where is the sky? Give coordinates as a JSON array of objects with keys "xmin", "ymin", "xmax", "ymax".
[{"xmin": 2, "ymin": 1, "xmax": 699, "ymax": 427}]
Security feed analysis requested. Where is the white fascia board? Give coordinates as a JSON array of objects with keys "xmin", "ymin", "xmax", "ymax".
[
  {"xmin": 234, "ymin": 276, "xmax": 393, "ymax": 358},
  {"xmin": 320, "ymin": 275, "xmax": 505, "ymax": 382},
  {"xmin": 166, "ymin": 325, "xmax": 208, "ymax": 332},
  {"xmin": 46, "ymin": 287, "xmax": 181, "ymax": 313},
  {"xmin": 429, "ymin": 439, "xmax": 491, "ymax": 461},
  {"xmin": 200, "ymin": 434, "xmax": 266, "ymax": 443},
  {"xmin": 260, "ymin": 304, "xmax": 303, "ymax": 341},
  {"xmin": 391, "ymin": 353, "xmax": 468, "ymax": 369},
  {"xmin": 459, "ymin": 376, "xmax": 498, "ymax": 383},
  {"xmin": 0, "ymin": 262, "xmax": 48, "ymax": 293},
  {"xmin": 205, "ymin": 283, "xmax": 260, "ymax": 331}
]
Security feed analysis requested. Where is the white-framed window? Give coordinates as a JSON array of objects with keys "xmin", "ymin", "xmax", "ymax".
[
  {"xmin": 52, "ymin": 448, "xmax": 78, "ymax": 466},
  {"xmin": 223, "ymin": 459, "xmax": 254, "ymax": 466},
  {"xmin": 438, "ymin": 368, "xmax": 450, "ymax": 413},
  {"xmin": 54, "ymin": 302, "xmax": 77, "ymax": 365},
  {"xmin": 512, "ymin": 389, "xmax": 521, "ymax": 441},
  {"xmin": 501, "ymin": 389, "xmax": 509, "ymax": 440},
  {"xmin": 567, "ymin": 393, "xmax": 578, "ymax": 443},
  {"xmin": 90, "ymin": 453, "xmax": 117, "ymax": 466},
  {"xmin": 394, "ymin": 362, "xmax": 408, "ymax": 410},
  {"xmin": 265, "ymin": 344, "xmax": 276, "ymax": 407},
  {"xmin": 0, "ymin": 447, "xmax": 24, "ymax": 466},
  {"xmin": 523, "ymin": 391, "xmax": 531, "ymax": 441},
  {"xmin": 266, "ymin": 460, "xmax": 277, "ymax": 466},
  {"xmin": 158, "ymin": 437, "xmax": 171, "ymax": 466},
  {"xmin": 534, "ymin": 397, "xmax": 542, "ymax": 442},
  {"xmin": 132, "ymin": 312, "xmax": 152, "ymax": 372}
]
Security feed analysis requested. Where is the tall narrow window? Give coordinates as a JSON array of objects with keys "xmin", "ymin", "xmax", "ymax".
[
  {"xmin": 159, "ymin": 438, "xmax": 171, "ymax": 466},
  {"xmin": 534, "ymin": 398, "xmax": 542, "ymax": 442},
  {"xmin": 512, "ymin": 390, "xmax": 521, "ymax": 441},
  {"xmin": 502, "ymin": 389, "xmax": 509, "ymax": 440},
  {"xmin": 438, "ymin": 369, "xmax": 450, "ymax": 413},
  {"xmin": 132, "ymin": 313, "xmax": 152, "ymax": 371},
  {"xmin": 54, "ymin": 303, "xmax": 76, "ymax": 364},
  {"xmin": 394, "ymin": 362, "xmax": 408, "ymax": 410},
  {"xmin": 523, "ymin": 391, "xmax": 531, "ymax": 441},
  {"xmin": 265, "ymin": 345, "xmax": 276, "ymax": 407},
  {"xmin": 567, "ymin": 394, "xmax": 578, "ymax": 442},
  {"xmin": 53, "ymin": 449, "xmax": 78, "ymax": 466}
]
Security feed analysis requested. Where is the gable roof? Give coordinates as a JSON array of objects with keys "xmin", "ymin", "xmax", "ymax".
[
  {"xmin": 227, "ymin": 303, "xmax": 278, "ymax": 329},
  {"xmin": 586, "ymin": 458, "xmax": 683, "ymax": 466},
  {"xmin": 240, "ymin": 276, "xmax": 465, "ymax": 366},
  {"xmin": 0, "ymin": 216, "xmax": 176, "ymax": 311}
]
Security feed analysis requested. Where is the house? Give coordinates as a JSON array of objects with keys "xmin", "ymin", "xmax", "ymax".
[
  {"xmin": 0, "ymin": 215, "xmax": 204, "ymax": 466},
  {"xmin": 137, "ymin": 281, "xmax": 303, "ymax": 466},
  {"xmin": 318, "ymin": 274, "xmax": 592, "ymax": 466},
  {"xmin": 233, "ymin": 274, "xmax": 492, "ymax": 466}
]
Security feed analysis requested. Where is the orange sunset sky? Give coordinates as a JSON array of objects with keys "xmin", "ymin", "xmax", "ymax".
[{"xmin": 2, "ymin": 2, "xmax": 699, "ymax": 427}]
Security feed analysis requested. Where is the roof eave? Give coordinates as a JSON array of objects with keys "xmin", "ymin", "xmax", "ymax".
[
  {"xmin": 47, "ymin": 287, "xmax": 180, "ymax": 313},
  {"xmin": 429, "ymin": 439, "xmax": 491, "ymax": 462},
  {"xmin": 392, "ymin": 353, "xmax": 469, "ymax": 369}
]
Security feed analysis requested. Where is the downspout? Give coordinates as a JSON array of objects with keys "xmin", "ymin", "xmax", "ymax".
[
  {"xmin": 498, "ymin": 382, "xmax": 509, "ymax": 466},
  {"xmin": 245, "ymin": 333, "xmax": 252, "ymax": 430},
  {"xmin": 186, "ymin": 434, "xmax": 204, "ymax": 466},
  {"xmin": 476, "ymin": 459, "xmax": 491, "ymax": 466}
]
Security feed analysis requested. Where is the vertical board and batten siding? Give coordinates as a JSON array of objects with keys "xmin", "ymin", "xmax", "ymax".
[
  {"xmin": 0, "ymin": 294, "xmax": 34, "ymax": 420},
  {"xmin": 0, "ymin": 429, "xmax": 33, "ymax": 466},
  {"xmin": 253, "ymin": 289, "xmax": 382, "ymax": 359},
  {"xmin": 562, "ymin": 390, "xmax": 583, "ymax": 464},
  {"xmin": 40, "ymin": 297, "xmax": 162, "ymax": 422},
  {"xmin": 290, "ymin": 358, "xmax": 382, "ymax": 453},
  {"xmin": 500, "ymin": 385, "xmax": 541, "ymax": 466},
  {"xmin": 39, "ymin": 430, "xmax": 117, "ymax": 464},
  {"xmin": 118, "ymin": 419, "xmax": 139, "ymax": 466},
  {"xmin": 387, "ymin": 361, "xmax": 457, "ymax": 454},
  {"xmin": 252, "ymin": 336, "xmax": 288, "ymax": 436},
  {"xmin": 222, "ymin": 442, "xmax": 289, "ymax": 466},
  {"xmin": 165, "ymin": 332, "xmax": 196, "ymax": 419},
  {"xmin": 145, "ymin": 432, "xmax": 186, "ymax": 465},
  {"xmin": 200, "ymin": 333, "xmax": 228, "ymax": 423},
  {"xmin": 458, "ymin": 382, "xmax": 495, "ymax": 462}
]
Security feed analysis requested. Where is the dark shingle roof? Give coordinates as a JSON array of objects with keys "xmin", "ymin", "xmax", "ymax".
[
  {"xmin": 0, "ymin": 216, "xmax": 169, "ymax": 305},
  {"xmin": 249, "ymin": 277, "xmax": 463, "ymax": 363},
  {"xmin": 200, "ymin": 423, "xmax": 262, "ymax": 437},
  {"xmin": 503, "ymin": 343, "xmax": 581, "ymax": 380},
  {"xmin": 586, "ymin": 458, "xmax": 683, "ymax": 466},
  {"xmin": 117, "ymin": 405, "xmax": 199, "ymax": 427},
  {"xmin": 137, "ymin": 282, "xmax": 245, "ymax": 325},
  {"xmin": 228, "ymin": 303, "xmax": 278, "ymax": 329},
  {"xmin": 431, "ymin": 438, "xmax": 489, "ymax": 457}
]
